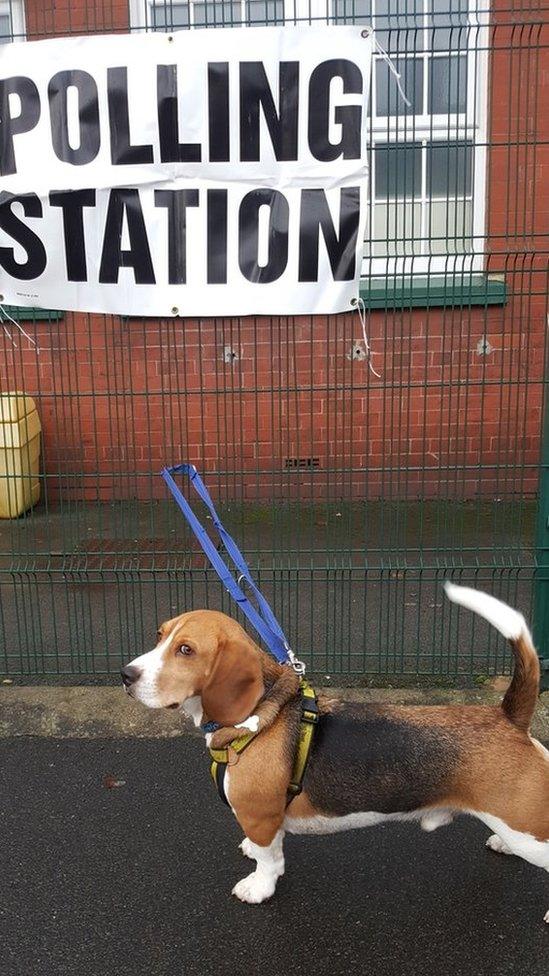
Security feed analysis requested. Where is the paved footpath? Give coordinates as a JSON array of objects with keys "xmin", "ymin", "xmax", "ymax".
[{"xmin": 1, "ymin": 736, "xmax": 547, "ymax": 976}]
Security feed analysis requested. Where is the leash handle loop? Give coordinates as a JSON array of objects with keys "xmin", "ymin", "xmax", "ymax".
[{"xmin": 161, "ymin": 463, "xmax": 303, "ymax": 669}]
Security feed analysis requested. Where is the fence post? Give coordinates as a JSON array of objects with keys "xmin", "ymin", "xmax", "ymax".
[{"xmin": 533, "ymin": 347, "xmax": 549, "ymax": 693}]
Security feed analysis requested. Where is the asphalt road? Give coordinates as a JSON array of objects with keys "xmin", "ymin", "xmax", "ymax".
[{"xmin": 1, "ymin": 737, "xmax": 547, "ymax": 976}]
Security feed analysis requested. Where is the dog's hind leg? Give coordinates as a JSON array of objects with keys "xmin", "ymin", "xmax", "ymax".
[
  {"xmin": 474, "ymin": 812, "xmax": 549, "ymax": 923},
  {"xmin": 485, "ymin": 833, "xmax": 513, "ymax": 855},
  {"xmin": 476, "ymin": 817, "xmax": 549, "ymax": 870}
]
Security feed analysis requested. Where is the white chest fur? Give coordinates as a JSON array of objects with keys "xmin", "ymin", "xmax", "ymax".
[{"xmin": 182, "ymin": 696, "xmax": 203, "ymax": 727}]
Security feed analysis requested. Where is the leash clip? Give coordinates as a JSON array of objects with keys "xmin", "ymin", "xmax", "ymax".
[{"xmin": 286, "ymin": 646, "xmax": 306, "ymax": 675}]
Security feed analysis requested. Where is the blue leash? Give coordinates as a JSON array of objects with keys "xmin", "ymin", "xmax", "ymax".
[{"xmin": 161, "ymin": 463, "xmax": 305, "ymax": 674}]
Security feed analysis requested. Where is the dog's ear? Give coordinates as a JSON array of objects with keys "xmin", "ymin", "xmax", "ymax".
[{"xmin": 201, "ymin": 635, "xmax": 264, "ymax": 726}]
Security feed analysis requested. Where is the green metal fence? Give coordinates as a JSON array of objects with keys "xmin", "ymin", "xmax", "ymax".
[{"xmin": 0, "ymin": 0, "xmax": 548, "ymax": 685}]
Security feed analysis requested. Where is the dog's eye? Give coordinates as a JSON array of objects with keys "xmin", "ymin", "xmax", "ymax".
[{"xmin": 176, "ymin": 644, "xmax": 194, "ymax": 657}]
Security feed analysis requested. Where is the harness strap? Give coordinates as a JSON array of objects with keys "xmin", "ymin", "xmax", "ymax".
[
  {"xmin": 209, "ymin": 730, "xmax": 257, "ymax": 807},
  {"xmin": 208, "ymin": 680, "xmax": 319, "ymax": 807},
  {"xmin": 286, "ymin": 680, "xmax": 319, "ymax": 802},
  {"xmin": 209, "ymin": 730, "xmax": 257, "ymax": 767},
  {"xmin": 213, "ymin": 754, "xmax": 229, "ymax": 805}
]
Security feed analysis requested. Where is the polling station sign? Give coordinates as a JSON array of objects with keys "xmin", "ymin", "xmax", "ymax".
[{"xmin": 0, "ymin": 26, "xmax": 373, "ymax": 317}]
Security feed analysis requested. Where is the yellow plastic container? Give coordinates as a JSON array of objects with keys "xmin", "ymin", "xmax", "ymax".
[{"xmin": 0, "ymin": 393, "xmax": 41, "ymax": 518}]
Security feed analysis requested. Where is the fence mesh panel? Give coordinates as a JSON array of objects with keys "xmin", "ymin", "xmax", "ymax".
[{"xmin": 0, "ymin": 0, "xmax": 547, "ymax": 681}]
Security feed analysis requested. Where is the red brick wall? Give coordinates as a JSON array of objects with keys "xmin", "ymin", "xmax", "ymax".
[
  {"xmin": 25, "ymin": 0, "xmax": 128, "ymax": 37},
  {"xmin": 2, "ymin": 2, "xmax": 547, "ymax": 503}
]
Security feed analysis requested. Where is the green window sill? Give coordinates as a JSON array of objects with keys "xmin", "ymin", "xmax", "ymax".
[
  {"xmin": 2, "ymin": 306, "xmax": 64, "ymax": 321},
  {"xmin": 360, "ymin": 275, "xmax": 507, "ymax": 310},
  {"xmin": 3, "ymin": 276, "xmax": 506, "ymax": 319}
]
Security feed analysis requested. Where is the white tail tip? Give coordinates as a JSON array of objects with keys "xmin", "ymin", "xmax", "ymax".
[{"xmin": 443, "ymin": 581, "xmax": 528, "ymax": 643}]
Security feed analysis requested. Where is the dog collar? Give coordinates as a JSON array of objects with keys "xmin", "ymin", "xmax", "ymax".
[
  {"xmin": 202, "ymin": 713, "xmax": 260, "ymax": 736},
  {"xmin": 201, "ymin": 719, "xmax": 222, "ymax": 734}
]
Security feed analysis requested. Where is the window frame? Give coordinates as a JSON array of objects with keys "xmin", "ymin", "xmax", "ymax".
[
  {"xmin": 0, "ymin": 0, "xmax": 26, "ymax": 42},
  {"xmin": 129, "ymin": 0, "xmax": 289, "ymax": 31},
  {"xmin": 361, "ymin": 0, "xmax": 490, "ymax": 277}
]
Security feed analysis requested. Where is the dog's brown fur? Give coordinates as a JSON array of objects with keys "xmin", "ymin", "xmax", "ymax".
[
  {"xmin": 209, "ymin": 659, "xmax": 300, "ymax": 749},
  {"xmin": 129, "ymin": 608, "xmax": 549, "ymax": 850}
]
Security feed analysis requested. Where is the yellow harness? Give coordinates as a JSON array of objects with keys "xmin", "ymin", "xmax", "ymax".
[{"xmin": 208, "ymin": 679, "xmax": 319, "ymax": 807}]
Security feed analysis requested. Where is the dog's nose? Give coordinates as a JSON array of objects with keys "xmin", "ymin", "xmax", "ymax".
[{"xmin": 121, "ymin": 665, "xmax": 141, "ymax": 688}]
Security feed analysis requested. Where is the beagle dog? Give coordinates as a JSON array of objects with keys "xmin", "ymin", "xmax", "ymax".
[{"xmin": 122, "ymin": 583, "xmax": 549, "ymax": 920}]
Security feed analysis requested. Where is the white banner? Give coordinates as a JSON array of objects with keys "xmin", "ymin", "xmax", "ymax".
[{"xmin": 0, "ymin": 26, "xmax": 373, "ymax": 317}]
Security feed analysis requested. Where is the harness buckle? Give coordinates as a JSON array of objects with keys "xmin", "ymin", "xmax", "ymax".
[
  {"xmin": 300, "ymin": 690, "xmax": 319, "ymax": 725},
  {"xmin": 286, "ymin": 781, "xmax": 302, "ymax": 798}
]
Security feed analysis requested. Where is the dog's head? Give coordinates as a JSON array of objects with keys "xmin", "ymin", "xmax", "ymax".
[{"xmin": 121, "ymin": 610, "xmax": 264, "ymax": 725}]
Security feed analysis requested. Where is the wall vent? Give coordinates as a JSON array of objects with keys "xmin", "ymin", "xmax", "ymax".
[{"xmin": 284, "ymin": 457, "xmax": 320, "ymax": 470}]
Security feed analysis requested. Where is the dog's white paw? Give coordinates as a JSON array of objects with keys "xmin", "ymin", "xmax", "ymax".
[
  {"xmin": 232, "ymin": 871, "xmax": 277, "ymax": 904},
  {"xmin": 239, "ymin": 837, "xmax": 255, "ymax": 860},
  {"xmin": 486, "ymin": 833, "xmax": 513, "ymax": 855},
  {"xmin": 544, "ymin": 909, "xmax": 549, "ymax": 925}
]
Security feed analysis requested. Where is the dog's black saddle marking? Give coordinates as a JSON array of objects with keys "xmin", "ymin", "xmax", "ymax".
[{"xmin": 304, "ymin": 704, "xmax": 460, "ymax": 816}]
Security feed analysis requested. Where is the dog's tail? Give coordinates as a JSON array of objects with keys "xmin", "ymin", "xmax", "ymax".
[{"xmin": 444, "ymin": 582, "xmax": 540, "ymax": 732}]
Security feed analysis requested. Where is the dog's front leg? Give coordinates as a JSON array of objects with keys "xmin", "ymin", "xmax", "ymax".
[
  {"xmin": 239, "ymin": 837, "xmax": 255, "ymax": 859},
  {"xmin": 232, "ymin": 829, "xmax": 285, "ymax": 904}
]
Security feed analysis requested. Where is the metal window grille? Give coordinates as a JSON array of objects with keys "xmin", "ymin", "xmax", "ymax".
[
  {"xmin": 0, "ymin": 0, "xmax": 547, "ymax": 686},
  {"xmin": 0, "ymin": 0, "xmax": 25, "ymax": 42}
]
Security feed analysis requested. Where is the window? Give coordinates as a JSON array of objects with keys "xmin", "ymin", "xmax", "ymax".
[
  {"xmin": 0, "ymin": 0, "xmax": 25, "ymax": 42},
  {"xmin": 130, "ymin": 0, "xmax": 285, "ymax": 30},
  {"xmin": 333, "ymin": 0, "xmax": 489, "ymax": 277},
  {"xmin": 129, "ymin": 0, "xmax": 489, "ymax": 279}
]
